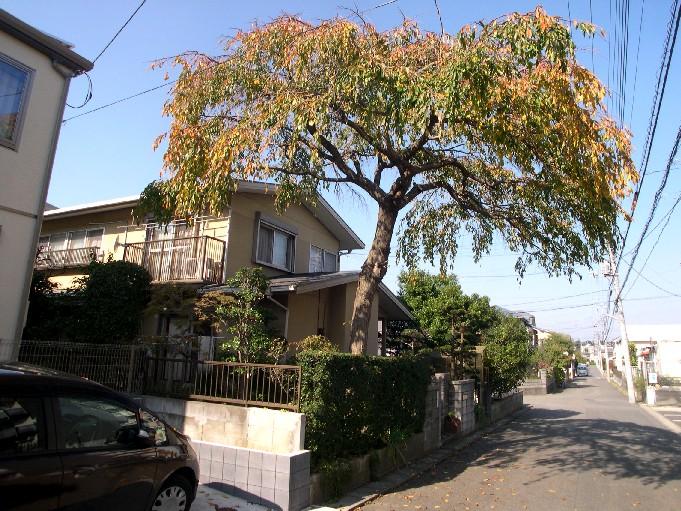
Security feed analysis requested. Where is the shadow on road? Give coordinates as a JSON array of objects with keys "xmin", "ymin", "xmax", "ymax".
[{"xmin": 381, "ymin": 405, "xmax": 681, "ymax": 499}]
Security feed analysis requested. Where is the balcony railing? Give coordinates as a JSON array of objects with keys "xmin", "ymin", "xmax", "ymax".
[
  {"xmin": 123, "ymin": 235, "xmax": 225, "ymax": 284},
  {"xmin": 35, "ymin": 247, "xmax": 102, "ymax": 270}
]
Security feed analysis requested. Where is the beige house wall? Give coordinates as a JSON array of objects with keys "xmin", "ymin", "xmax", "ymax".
[
  {"xmin": 0, "ymin": 32, "xmax": 73, "ymax": 358},
  {"xmin": 286, "ymin": 281, "xmax": 378, "ymax": 354},
  {"xmin": 225, "ymin": 193, "xmax": 340, "ymax": 278}
]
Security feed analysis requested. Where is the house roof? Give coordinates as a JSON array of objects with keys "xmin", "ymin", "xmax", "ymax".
[
  {"xmin": 42, "ymin": 182, "xmax": 364, "ymax": 250},
  {"xmin": 267, "ymin": 271, "xmax": 413, "ymax": 321},
  {"xmin": 0, "ymin": 9, "xmax": 93, "ymax": 73}
]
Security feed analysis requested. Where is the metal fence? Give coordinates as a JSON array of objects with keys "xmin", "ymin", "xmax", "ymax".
[
  {"xmin": 138, "ymin": 357, "xmax": 301, "ymax": 411},
  {"xmin": 17, "ymin": 340, "xmax": 301, "ymax": 411},
  {"xmin": 18, "ymin": 340, "xmax": 144, "ymax": 392}
]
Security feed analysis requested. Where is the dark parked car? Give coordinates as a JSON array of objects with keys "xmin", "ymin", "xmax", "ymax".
[{"xmin": 0, "ymin": 363, "xmax": 199, "ymax": 511}]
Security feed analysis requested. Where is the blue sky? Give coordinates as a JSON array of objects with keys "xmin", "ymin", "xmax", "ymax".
[{"xmin": 4, "ymin": 0, "xmax": 680, "ymax": 341}]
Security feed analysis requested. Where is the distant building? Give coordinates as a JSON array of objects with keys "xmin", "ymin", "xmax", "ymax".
[
  {"xmin": 625, "ymin": 324, "xmax": 681, "ymax": 379},
  {"xmin": 496, "ymin": 307, "xmax": 539, "ymax": 346},
  {"xmin": 0, "ymin": 9, "xmax": 92, "ymax": 361}
]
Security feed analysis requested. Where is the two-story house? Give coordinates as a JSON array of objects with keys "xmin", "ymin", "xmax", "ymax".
[
  {"xmin": 0, "ymin": 9, "xmax": 92, "ymax": 361},
  {"xmin": 37, "ymin": 181, "xmax": 412, "ymax": 354}
]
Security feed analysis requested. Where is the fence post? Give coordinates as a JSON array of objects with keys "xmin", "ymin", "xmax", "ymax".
[{"xmin": 126, "ymin": 347, "xmax": 136, "ymax": 393}]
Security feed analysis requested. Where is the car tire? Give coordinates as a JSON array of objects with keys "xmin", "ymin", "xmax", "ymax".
[{"xmin": 151, "ymin": 475, "xmax": 192, "ymax": 511}]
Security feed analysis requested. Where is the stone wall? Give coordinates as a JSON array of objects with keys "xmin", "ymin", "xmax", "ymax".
[
  {"xmin": 490, "ymin": 392, "xmax": 524, "ymax": 423},
  {"xmin": 139, "ymin": 395, "xmax": 305, "ymax": 453},
  {"xmin": 450, "ymin": 379, "xmax": 476, "ymax": 434},
  {"xmin": 519, "ymin": 369, "xmax": 555, "ymax": 395}
]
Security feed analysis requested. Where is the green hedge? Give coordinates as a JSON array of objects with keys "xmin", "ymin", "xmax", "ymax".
[{"xmin": 297, "ymin": 351, "xmax": 431, "ymax": 466}]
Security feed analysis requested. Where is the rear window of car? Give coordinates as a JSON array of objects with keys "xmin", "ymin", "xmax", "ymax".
[{"xmin": 0, "ymin": 396, "xmax": 46, "ymax": 456}]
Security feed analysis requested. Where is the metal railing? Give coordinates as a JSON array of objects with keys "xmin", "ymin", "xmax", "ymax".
[
  {"xmin": 17, "ymin": 340, "xmax": 301, "ymax": 411},
  {"xmin": 138, "ymin": 358, "xmax": 302, "ymax": 411},
  {"xmin": 34, "ymin": 247, "xmax": 103, "ymax": 270},
  {"xmin": 122, "ymin": 235, "xmax": 225, "ymax": 284},
  {"xmin": 18, "ymin": 340, "xmax": 144, "ymax": 392}
]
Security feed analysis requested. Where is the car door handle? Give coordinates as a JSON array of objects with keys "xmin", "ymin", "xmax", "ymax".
[{"xmin": 73, "ymin": 466, "xmax": 95, "ymax": 477}]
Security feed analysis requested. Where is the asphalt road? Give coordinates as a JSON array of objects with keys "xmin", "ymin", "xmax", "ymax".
[{"xmin": 361, "ymin": 372, "xmax": 681, "ymax": 511}]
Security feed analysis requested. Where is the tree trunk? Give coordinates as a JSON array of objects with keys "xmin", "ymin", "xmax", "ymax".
[{"xmin": 350, "ymin": 202, "xmax": 399, "ymax": 354}]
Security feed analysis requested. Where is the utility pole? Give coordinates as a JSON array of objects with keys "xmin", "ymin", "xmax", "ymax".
[{"xmin": 605, "ymin": 248, "xmax": 636, "ymax": 404}]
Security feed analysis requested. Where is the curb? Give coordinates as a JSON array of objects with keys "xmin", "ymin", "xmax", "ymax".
[
  {"xmin": 331, "ymin": 406, "xmax": 531, "ymax": 511},
  {"xmin": 638, "ymin": 403, "xmax": 681, "ymax": 435}
]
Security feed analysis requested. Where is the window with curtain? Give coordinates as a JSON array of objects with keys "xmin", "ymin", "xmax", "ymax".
[
  {"xmin": 310, "ymin": 245, "xmax": 337, "ymax": 272},
  {"xmin": 0, "ymin": 55, "xmax": 31, "ymax": 147},
  {"xmin": 309, "ymin": 246, "xmax": 323, "ymax": 272},
  {"xmin": 256, "ymin": 222, "xmax": 294, "ymax": 271}
]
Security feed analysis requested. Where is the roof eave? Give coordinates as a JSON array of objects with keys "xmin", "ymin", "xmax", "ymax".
[{"xmin": 0, "ymin": 9, "xmax": 93, "ymax": 73}]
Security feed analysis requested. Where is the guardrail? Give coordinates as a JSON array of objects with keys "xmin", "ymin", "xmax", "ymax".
[{"xmin": 34, "ymin": 247, "xmax": 102, "ymax": 270}]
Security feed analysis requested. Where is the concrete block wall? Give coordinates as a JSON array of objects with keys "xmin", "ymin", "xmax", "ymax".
[
  {"xmin": 422, "ymin": 377, "xmax": 443, "ymax": 451},
  {"xmin": 139, "ymin": 395, "xmax": 305, "ymax": 453},
  {"xmin": 195, "ymin": 439, "xmax": 311, "ymax": 511},
  {"xmin": 450, "ymin": 378, "xmax": 476, "ymax": 434},
  {"xmin": 490, "ymin": 392, "xmax": 523, "ymax": 423}
]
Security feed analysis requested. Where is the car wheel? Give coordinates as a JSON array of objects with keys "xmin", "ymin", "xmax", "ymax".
[{"xmin": 151, "ymin": 475, "xmax": 192, "ymax": 511}]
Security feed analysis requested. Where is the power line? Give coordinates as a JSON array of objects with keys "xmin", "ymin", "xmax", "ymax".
[
  {"xmin": 499, "ymin": 290, "xmax": 605, "ymax": 307},
  {"xmin": 93, "ymin": 0, "xmax": 148, "ymax": 64},
  {"xmin": 524, "ymin": 294, "xmax": 676, "ymax": 313},
  {"xmin": 628, "ymin": 0, "xmax": 646, "ymax": 125},
  {"xmin": 617, "ymin": 124, "xmax": 681, "ymax": 299},
  {"xmin": 62, "ymin": 81, "xmax": 172, "ymax": 123}
]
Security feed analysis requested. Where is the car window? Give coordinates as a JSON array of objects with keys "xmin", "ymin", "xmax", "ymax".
[
  {"xmin": 0, "ymin": 396, "xmax": 45, "ymax": 456},
  {"xmin": 57, "ymin": 396, "xmax": 138, "ymax": 450},
  {"xmin": 140, "ymin": 410, "xmax": 168, "ymax": 446}
]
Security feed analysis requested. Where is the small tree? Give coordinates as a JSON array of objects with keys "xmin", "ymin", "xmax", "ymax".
[
  {"xmin": 535, "ymin": 332, "xmax": 574, "ymax": 385},
  {"xmin": 146, "ymin": 8, "xmax": 636, "ymax": 354},
  {"xmin": 484, "ymin": 316, "xmax": 532, "ymax": 397},
  {"xmin": 399, "ymin": 270, "xmax": 499, "ymax": 349},
  {"xmin": 194, "ymin": 267, "xmax": 285, "ymax": 363},
  {"xmin": 76, "ymin": 261, "xmax": 152, "ymax": 343}
]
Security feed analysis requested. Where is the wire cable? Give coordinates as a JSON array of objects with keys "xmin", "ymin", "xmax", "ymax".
[{"xmin": 93, "ymin": 0, "xmax": 148, "ymax": 64}]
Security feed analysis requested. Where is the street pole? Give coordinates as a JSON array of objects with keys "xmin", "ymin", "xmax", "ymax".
[{"xmin": 607, "ymin": 248, "xmax": 636, "ymax": 404}]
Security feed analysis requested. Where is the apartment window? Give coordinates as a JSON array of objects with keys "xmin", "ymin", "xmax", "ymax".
[
  {"xmin": 310, "ymin": 245, "xmax": 337, "ymax": 272},
  {"xmin": 40, "ymin": 229, "xmax": 104, "ymax": 251},
  {"xmin": 256, "ymin": 221, "xmax": 295, "ymax": 271},
  {"xmin": 0, "ymin": 54, "xmax": 32, "ymax": 149}
]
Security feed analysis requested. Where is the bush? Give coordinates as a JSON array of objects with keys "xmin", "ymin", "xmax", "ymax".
[
  {"xmin": 297, "ymin": 351, "xmax": 431, "ymax": 466},
  {"xmin": 296, "ymin": 335, "xmax": 339, "ymax": 353},
  {"xmin": 483, "ymin": 316, "xmax": 532, "ymax": 397}
]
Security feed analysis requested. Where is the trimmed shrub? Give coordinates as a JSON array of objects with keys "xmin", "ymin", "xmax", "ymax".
[
  {"xmin": 296, "ymin": 335, "xmax": 339, "ymax": 353},
  {"xmin": 298, "ymin": 351, "xmax": 431, "ymax": 466}
]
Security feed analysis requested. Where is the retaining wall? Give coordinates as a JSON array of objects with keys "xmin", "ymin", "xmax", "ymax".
[
  {"xmin": 139, "ymin": 395, "xmax": 305, "ymax": 453},
  {"xmin": 490, "ymin": 392, "xmax": 524, "ymax": 423}
]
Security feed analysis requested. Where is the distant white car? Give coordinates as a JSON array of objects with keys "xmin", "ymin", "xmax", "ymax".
[{"xmin": 577, "ymin": 363, "xmax": 589, "ymax": 377}]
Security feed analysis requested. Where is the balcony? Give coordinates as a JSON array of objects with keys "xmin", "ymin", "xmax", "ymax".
[
  {"xmin": 122, "ymin": 236, "xmax": 225, "ymax": 284},
  {"xmin": 35, "ymin": 247, "xmax": 103, "ymax": 270}
]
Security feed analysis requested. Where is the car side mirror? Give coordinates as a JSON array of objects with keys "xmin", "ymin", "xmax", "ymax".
[{"xmin": 137, "ymin": 428, "xmax": 156, "ymax": 447}]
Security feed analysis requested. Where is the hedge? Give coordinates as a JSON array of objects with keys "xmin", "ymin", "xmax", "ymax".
[{"xmin": 297, "ymin": 351, "xmax": 431, "ymax": 466}]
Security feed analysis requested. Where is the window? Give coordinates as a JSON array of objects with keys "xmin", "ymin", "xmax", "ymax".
[
  {"xmin": 256, "ymin": 221, "xmax": 295, "ymax": 271},
  {"xmin": 0, "ymin": 54, "xmax": 32, "ymax": 149},
  {"xmin": 0, "ymin": 397, "xmax": 45, "ymax": 456},
  {"xmin": 40, "ymin": 229, "xmax": 104, "ymax": 251},
  {"xmin": 57, "ymin": 396, "xmax": 138, "ymax": 450},
  {"xmin": 309, "ymin": 245, "xmax": 338, "ymax": 272}
]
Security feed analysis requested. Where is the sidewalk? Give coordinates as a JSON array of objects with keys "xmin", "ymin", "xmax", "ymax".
[
  {"xmin": 595, "ymin": 365, "xmax": 681, "ymax": 435},
  {"xmin": 326, "ymin": 406, "xmax": 529, "ymax": 511},
  {"xmin": 192, "ymin": 484, "xmax": 268, "ymax": 511}
]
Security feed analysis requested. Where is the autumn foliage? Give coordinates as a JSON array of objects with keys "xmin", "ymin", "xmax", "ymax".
[{"xmin": 149, "ymin": 8, "xmax": 636, "ymax": 353}]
